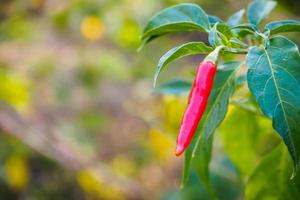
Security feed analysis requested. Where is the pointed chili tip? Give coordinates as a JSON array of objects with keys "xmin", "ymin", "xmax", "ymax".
[{"xmin": 175, "ymin": 146, "xmax": 184, "ymax": 157}]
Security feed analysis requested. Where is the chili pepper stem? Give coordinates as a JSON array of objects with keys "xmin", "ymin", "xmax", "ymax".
[{"xmin": 204, "ymin": 45, "xmax": 225, "ymax": 64}]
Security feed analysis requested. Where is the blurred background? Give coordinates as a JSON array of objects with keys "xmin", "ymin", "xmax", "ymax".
[{"xmin": 0, "ymin": 0, "xmax": 299, "ymax": 199}]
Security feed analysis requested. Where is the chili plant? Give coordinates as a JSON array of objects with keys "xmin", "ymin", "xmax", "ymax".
[{"xmin": 140, "ymin": 0, "xmax": 300, "ymax": 198}]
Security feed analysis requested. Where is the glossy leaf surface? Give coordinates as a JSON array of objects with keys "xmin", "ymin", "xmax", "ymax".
[
  {"xmin": 141, "ymin": 3, "xmax": 209, "ymax": 44},
  {"xmin": 247, "ymin": 36, "xmax": 300, "ymax": 170}
]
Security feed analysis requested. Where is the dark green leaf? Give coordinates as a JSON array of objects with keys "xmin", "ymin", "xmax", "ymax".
[
  {"xmin": 294, "ymin": 170, "xmax": 300, "ymax": 194},
  {"xmin": 247, "ymin": 0, "xmax": 277, "ymax": 25},
  {"xmin": 154, "ymin": 79, "xmax": 191, "ymax": 95},
  {"xmin": 154, "ymin": 42, "xmax": 212, "ymax": 86},
  {"xmin": 193, "ymin": 134, "xmax": 217, "ymax": 199},
  {"xmin": 178, "ymin": 157, "xmax": 244, "ymax": 200},
  {"xmin": 141, "ymin": 3, "xmax": 209, "ymax": 44},
  {"xmin": 227, "ymin": 9, "xmax": 245, "ymax": 27},
  {"xmin": 181, "ymin": 139, "xmax": 195, "ymax": 188},
  {"xmin": 247, "ymin": 36, "xmax": 300, "ymax": 170},
  {"xmin": 265, "ymin": 20, "xmax": 300, "ymax": 35},
  {"xmin": 246, "ymin": 144, "xmax": 300, "ymax": 200}
]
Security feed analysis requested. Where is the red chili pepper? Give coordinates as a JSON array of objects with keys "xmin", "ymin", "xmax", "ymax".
[{"xmin": 175, "ymin": 61, "xmax": 217, "ymax": 156}]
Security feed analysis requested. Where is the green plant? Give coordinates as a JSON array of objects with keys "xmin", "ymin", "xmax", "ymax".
[{"xmin": 141, "ymin": 0, "xmax": 300, "ymax": 198}]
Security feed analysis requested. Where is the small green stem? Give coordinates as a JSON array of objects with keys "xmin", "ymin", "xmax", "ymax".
[{"xmin": 224, "ymin": 48, "xmax": 248, "ymax": 54}]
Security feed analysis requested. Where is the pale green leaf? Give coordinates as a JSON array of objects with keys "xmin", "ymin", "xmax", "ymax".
[
  {"xmin": 227, "ymin": 9, "xmax": 245, "ymax": 27},
  {"xmin": 247, "ymin": 0, "xmax": 277, "ymax": 25},
  {"xmin": 265, "ymin": 20, "xmax": 300, "ymax": 35},
  {"xmin": 220, "ymin": 105, "xmax": 280, "ymax": 176},
  {"xmin": 208, "ymin": 15, "xmax": 223, "ymax": 25},
  {"xmin": 246, "ymin": 144, "xmax": 300, "ymax": 200}
]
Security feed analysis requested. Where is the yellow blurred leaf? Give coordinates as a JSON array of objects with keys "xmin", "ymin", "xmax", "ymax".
[
  {"xmin": 116, "ymin": 19, "xmax": 140, "ymax": 47},
  {"xmin": 77, "ymin": 169, "xmax": 102, "ymax": 195},
  {"xmin": 111, "ymin": 156, "xmax": 136, "ymax": 178},
  {"xmin": 4, "ymin": 155, "xmax": 29, "ymax": 191},
  {"xmin": 77, "ymin": 169, "xmax": 124, "ymax": 200},
  {"xmin": 162, "ymin": 95, "xmax": 186, "ymax": 132},
  {"xmin": 0, "ymin": 70, "xmax": 31, "ymax": 113},
  {"xmin": 80, "ymin": 16, "xmax": 105, "ymax": 41},
  {"xmin": 148, "ymin": 128, "xmax": 174, "ymax": 160}
]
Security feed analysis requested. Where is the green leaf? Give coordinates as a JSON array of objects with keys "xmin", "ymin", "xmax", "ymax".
[
  {"xmin": 265, "ymin": 20, "xmax": 300, "ymax": 35},
  {"xmin": 246, "ymin": 36, "xmax": 300, "ymax": 171},
  {"xmin": 235, "ymin": 74, "xmax": 247, "ymax": 87},
  {"xmin": 231, "ymin": 23, "xmax": 258, "ymax": 33},
  {"xmin": 229, "ymin": 38, "xmax": 248, "ymax": 49},
  {"xmin": 227, "ymin": 9, "xmax": 245, "ymax": 27},
  {"xmin": 220, "ymin": 105, "xmax": 280, "ymax": 176},
  {"xmin": 209, "ymin": 24, "xmax": 223, "ymax": 47},
  {"xmin": 181, "ymin": 62, "xmax": 241, "ymax": 196},
  {"xmin": 220, "ymin": 106, "xmax": 261, "ymax": 176},
  {"xmin": 181, "ymin": 139, "xmax": 195, "ymax": 188},
  {"xmin": 245, "ymin": 144, "xmax": 300, "ymax": 200},
  {"xmin": 208, "ymin": 23, "xmax": 226, "ymax": 47},
  {"xmin": 154, "ymin": 42, "xmax": 212, "ymax": 86},
  {"xmin": 154, "ymin": 79, "xmax": 191, "ymax": 95},
  {"xmin": 208, "ymin": 15, "xmax": 223, "ymax": 25},
  {"xmin": 141, "ymin": 3, "xmax": 209, "ymax": 44},
  {"xmin": 294, "ymin": 170, "xmax": 300, "ymax": 193},
  {"xmin": 231, "ymin": 23, "xmax": 258, "ymax": 38},
  {"xmin": 179, "ymin": 157, "xmax": 244, "ymax": 200},
  {"xmin": 193, "ymin": 134, "xmax": 217, "ymax": 199},
  {"xmin": 247, "ymin": 0, "xmax": 277, "ymax": 26},
  {"xmin": 208, "ymin": 23, "xmax": 233, "ymax": 47},
  {"xmin": 216, "ymin": 23, "xmax": 234, "ymax": 39}
]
